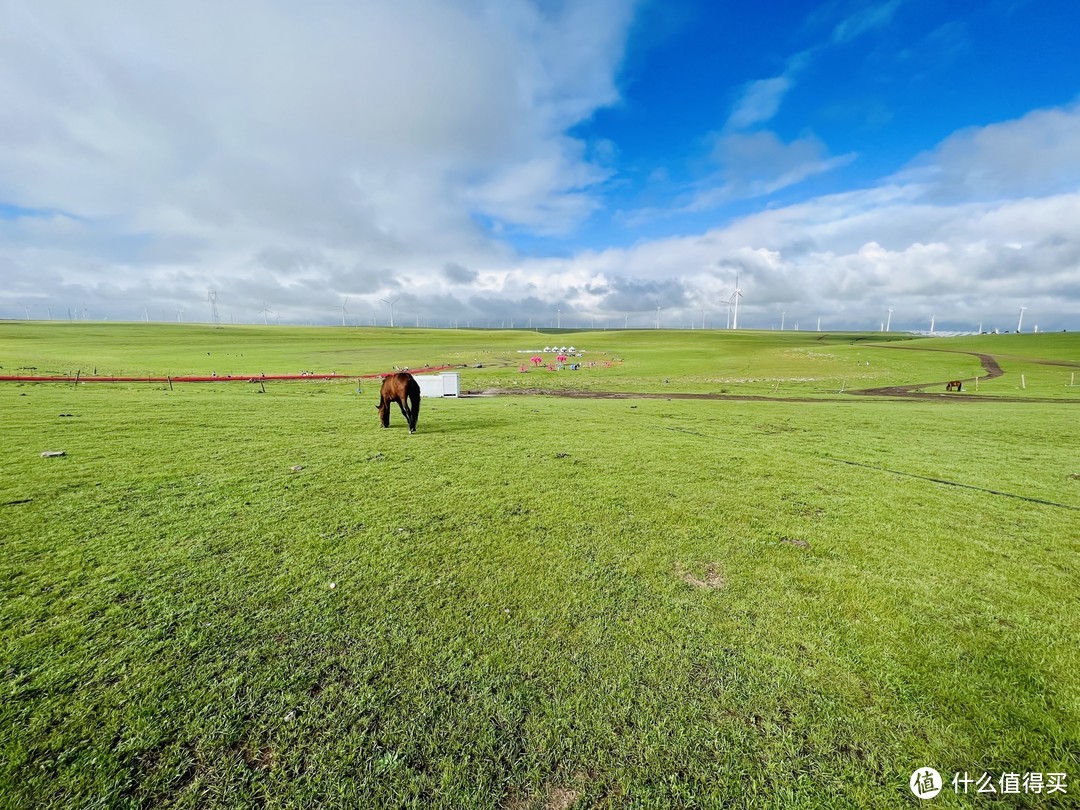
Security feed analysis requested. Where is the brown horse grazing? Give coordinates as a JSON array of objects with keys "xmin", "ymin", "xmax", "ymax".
[
  {"xmin": 945, "ymin": 380, "xmax": 963, "ymax": 391},
  {"xmin": 377, "ymin": 372, "xmax": 421, "ymax": 433}
]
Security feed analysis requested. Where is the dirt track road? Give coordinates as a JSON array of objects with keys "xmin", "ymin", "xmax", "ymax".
[{"xmin": 474, "ymin": 346, "xmax": 1080, "ymax": 405}]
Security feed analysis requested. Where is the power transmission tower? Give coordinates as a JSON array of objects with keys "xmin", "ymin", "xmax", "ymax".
[{"xmin": 208, "ymin": 290, "xmax": 220, "ymax": 326}]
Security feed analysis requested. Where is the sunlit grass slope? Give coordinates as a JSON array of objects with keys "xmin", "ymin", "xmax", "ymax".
[
  {"xmin": 0, "ymin": 323, "xmax": 1077, "ymax": 808},
  {"xmin": 4, "ymin": 321, "xmax": 1076, "ymax": 399}
]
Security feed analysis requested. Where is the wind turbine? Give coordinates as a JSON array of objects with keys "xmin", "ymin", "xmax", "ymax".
[
  {"xmin": 817, "ymin": 317, "xmax": 821, "ymax": 331},
  {"xmin": 885, "ymin": 307, "xmax": 894, "ymax": 332},
  {"xmin": 176, "ymin": 308, "xmax": 185, "ymax": 323},
  {"xmin": 929, "ymin": 315, "xmax": 935, "ymax": 335},
  {"xmin": 18, "ymin": 301, "xmax": 30, "ymax": 320},
  {"xmin": 259, "ymin": 302, "xmax": 273, "ymax": 325},
  {"xmin": 1017, "ymin": 305, "xmax": 1026, "ymax": 333},
  {"xmin": 655, "ymin": 303, "xmax": 662, "ymax": 329},
  {"xmin": 728, "ymin": 273, "xmax": 743, "ymax": 329},
  {"xmin": 780, "ymin": 310, "xmax": 786, "ymax": 331},
  {"xmin": 339, "ymin": 296, "xmax": 349, "ymax": 327},
  {"xmin": 380, "ymin": 297, "xmax": 399, "ymax": 327}
]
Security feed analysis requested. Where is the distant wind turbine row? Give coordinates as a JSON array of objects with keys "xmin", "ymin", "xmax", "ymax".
[{"xmin": 8, "ymin": 282, "xmax": 1040, "ymax": 333}]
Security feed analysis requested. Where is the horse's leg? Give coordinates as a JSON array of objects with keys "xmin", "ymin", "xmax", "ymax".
[
  {"xmin": 397, "ymin": 397, "xmax": 412, "ymax": 430},
  {"xmin": 378, "ymin": 395, "xmax": 390, "ymax": 427}
]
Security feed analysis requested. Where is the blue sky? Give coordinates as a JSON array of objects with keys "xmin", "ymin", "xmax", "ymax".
[
  {"xmin": 1, "ymin": 0, "xmax": 1079, "ymax": 331},
  {"xmin": 546, "ymin": 0, "xmax": 1080, "ymax": 251}
]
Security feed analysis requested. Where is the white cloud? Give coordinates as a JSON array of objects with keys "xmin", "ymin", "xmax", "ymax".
[
  {"xmin": 0, "ymin": 0, "xmax": 634, "ymax": 318},
  {"xmin": 726, "ymin": 77, "xmax": 792, "ymax": 130},
  {"xmin": 830, "ymin": 0, "xmax": 904, "ymax": 43},
  {"xmin": 901, "ymin": 101, "xmax": 1080, "ymax": 201},
  {"xmin": 620, "ymin": 131, "xmax": 856, "ymax": 224},
  {"xmin": 701, "ymin": 131, "xmax": 856, "ymax": 204},
  {"xmin": 466, "ymin": 138, "xmax": 611, "ymax": 235},
  {"xmin": 506, "ymin": 165, "xmax": 1080, "ymax": 330},
  {"xmin": 724, "ymin": 0, "xmax": 906, "ymax": 132},
  {"xmin": 1, "ymin": 2, "xmax": 1078, "ymax": 332}
]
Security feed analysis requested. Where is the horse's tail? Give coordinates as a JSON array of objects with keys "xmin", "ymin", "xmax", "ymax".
[{"xmin": 407, "ymin": 379, "xmax": 421, "ymax": 432}]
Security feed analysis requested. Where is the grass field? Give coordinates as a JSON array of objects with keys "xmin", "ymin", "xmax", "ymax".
[{"xmin": 1, "ymin": 322, "xmax": 1078, "ymax": 808}]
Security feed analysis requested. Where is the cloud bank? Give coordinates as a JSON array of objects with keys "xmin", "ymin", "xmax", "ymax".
[{"xmin": 1, "ymin": 1, "xmax": 1078, "ymax": 332}]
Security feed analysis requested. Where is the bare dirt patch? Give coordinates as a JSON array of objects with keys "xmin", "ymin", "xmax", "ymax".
[
  {"xmin": 544, "ymin": 788, "xmax": 581, "ymax": 810},
  {"xmin": 502, "ymin": 786, "xmax": 581, "ymax": 810},
  {"xmin": 781, "ymin": 537, "xmax": 811, "ymax": 549},
  {"xmin": 677, "ymin": 563, "xmax": 726, "ymax": 590}
]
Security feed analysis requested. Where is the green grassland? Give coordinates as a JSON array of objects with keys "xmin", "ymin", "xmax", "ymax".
[
  {"xmin": 1, "ymin": 323, "xmax": 1078, "ymax": 808},
  {"xmin": 4, "ymin": 321, "xmax": 1077, "ymax": 399}
]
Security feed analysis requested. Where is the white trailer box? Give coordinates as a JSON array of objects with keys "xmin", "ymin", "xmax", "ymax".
[
  {"xmin": 441, "ymin": 372, "xmax": 460, "ymax": 397},
  {"xmin": 415, "ymin": 372, "xmax": 460, "ymax": 398},
  {"xmin": 416, "ymin": 375, "xmax": 445, "ymax": 398}
]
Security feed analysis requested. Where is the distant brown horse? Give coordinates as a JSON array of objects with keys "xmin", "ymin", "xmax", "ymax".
[
  {"xmin": 378, "ymin": 372, "xmax": 421, "ymax": 433},
  {"xmin": 945, "ymin": 380, "xmax": 963, "ymax": 392}
]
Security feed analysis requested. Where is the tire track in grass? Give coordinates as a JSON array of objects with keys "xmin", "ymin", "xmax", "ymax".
[
  {"xmin": 655, "ymin": 426, "xmax": 1080, "ymax": 513},
  {"xmin": 824, "ymin": 458, "xmax": 1080, "ymax": 512}
]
